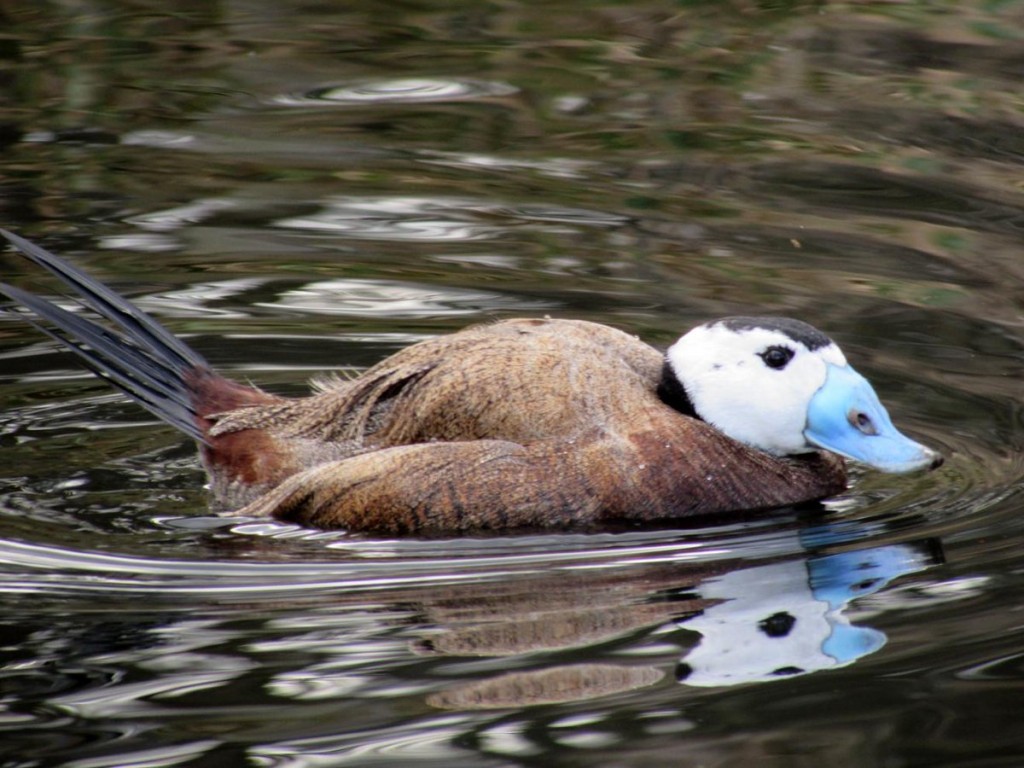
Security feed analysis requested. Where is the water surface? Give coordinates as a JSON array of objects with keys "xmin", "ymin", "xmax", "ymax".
[{"xmin": 0, "ymin": 2, "xmax": 1022, "ymax": 766}]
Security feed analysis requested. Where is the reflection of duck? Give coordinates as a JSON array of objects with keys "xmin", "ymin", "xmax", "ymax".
[
  {"xmin": 0, "ymin": 231, "xmax": 940, "ymax": 534},
  {"xmin": 22, "ymin": 520, "xmax": 938, "ymax": 714},
  {"xmin": 393, "ymin": 533, "xmax": 943, "ymax": 707},
  {"xmin": 676, "ymin": 541, "xmax": 941, "ymax": 687}
]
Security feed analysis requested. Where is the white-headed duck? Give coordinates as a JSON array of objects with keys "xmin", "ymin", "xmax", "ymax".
[{"xmin": 0, "ymin": 230, "xmax": 940, "ymax": 534}]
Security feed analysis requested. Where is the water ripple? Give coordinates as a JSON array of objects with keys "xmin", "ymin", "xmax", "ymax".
[
  {"xmin": 253, "ymin": 717, "xmax": 478, "ymax": 766},
  {"xmin": 275, "ymin": 195, "xmax": 502, "ymax": 242},
  {"xmin": 261, "ymin": 278, "xmax": 556, "ymax": 318},
  {"xmin": 0, "ymin": 519, "xmax": 824, "ymax": 604},
  {"xmin": 270, "ymin": 77, "xmax": 519, "ymax": 107}
]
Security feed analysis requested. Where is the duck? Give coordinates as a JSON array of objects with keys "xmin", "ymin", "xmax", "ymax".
[{"xmin": 0, "ymin": 229, "xmax": 941, "ymax": 534}]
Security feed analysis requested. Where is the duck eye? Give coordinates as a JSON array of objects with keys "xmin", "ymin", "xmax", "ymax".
[{"xmin": 759, "ymin": 345, "xmax": 794, "ymax": 370}]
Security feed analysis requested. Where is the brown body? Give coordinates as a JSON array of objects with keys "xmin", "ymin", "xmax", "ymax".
[
  {"xmin": 199, "ymin": 319, "xmax": 846, "ymax": 533},
  {"xmin": 1, "ymin": 232, "xmax": 846, "ymax": 534}
]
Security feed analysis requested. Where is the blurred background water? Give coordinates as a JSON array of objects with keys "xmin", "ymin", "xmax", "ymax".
[{"xmin": 0, "ymin": 1, "xmax": 1022, "ymax": 766}]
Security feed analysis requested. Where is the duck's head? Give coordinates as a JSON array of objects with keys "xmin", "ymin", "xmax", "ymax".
[{"xmin": 664, "ymin": 317, "xmax": 942, "ymax": 473}]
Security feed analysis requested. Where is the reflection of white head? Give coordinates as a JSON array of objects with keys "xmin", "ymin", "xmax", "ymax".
[
  {"xmin": 667, "ymin": 317, "xmax": 845, "ymax": 456},
  {"xmin": 676, "ymin": 543, "xmax": 934, "ymax": 687},
  {"xmin": 677, "ymin": 560, "xmax": 873, "ymax": 687}
]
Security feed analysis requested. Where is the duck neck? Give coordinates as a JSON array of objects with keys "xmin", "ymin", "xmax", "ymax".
[{"xmin": 656, "ymin": 358, "xmax": 698, "ymax": 418}]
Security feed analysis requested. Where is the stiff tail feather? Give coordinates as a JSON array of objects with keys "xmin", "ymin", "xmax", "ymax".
[{"xmin": 0, "ymin": 229, "xmax": 231, "ymax": 443}]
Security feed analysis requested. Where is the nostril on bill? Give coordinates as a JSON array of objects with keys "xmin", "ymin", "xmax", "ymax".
[{"xmin": 848, "ymin": 410, "xmax": 877, "ymax": 436}]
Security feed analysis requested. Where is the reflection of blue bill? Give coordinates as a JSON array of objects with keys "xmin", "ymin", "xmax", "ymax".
[{"xmin": 677, "ymin": 541, "xmax": 940, "ymax": 687}]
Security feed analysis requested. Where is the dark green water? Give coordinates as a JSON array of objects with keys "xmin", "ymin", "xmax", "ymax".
[{"xmin": 1, "ymin": 2, "xmax": 1022, "ymax": 766}]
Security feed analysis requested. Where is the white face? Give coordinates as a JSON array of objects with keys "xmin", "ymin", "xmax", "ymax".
[{"xmin": 666, "ymin": 320, "xmax": 848, "ymax": 456}]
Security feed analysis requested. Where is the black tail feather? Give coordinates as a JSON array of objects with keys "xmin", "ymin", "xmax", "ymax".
[
  {"xmin": 0, "ymin": 229, "xmax": 204, "ymax": 369},
  {"xmin": 0, "ymin": 230, "xmax": 209, "ymax": 443}
]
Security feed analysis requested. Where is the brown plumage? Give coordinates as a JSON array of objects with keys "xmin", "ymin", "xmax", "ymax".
[{"xmin": 0, "ymin": 231, "xmax": 846, "ymax": 534}]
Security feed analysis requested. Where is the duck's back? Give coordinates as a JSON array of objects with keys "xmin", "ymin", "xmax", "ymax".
[
  {"xmin": 362, "ymin": 318, "xmax": 665, "ymax": 445},
  {"xmin": 211, "ymin": 318, "xmax": 666, "ymax": 448}
]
